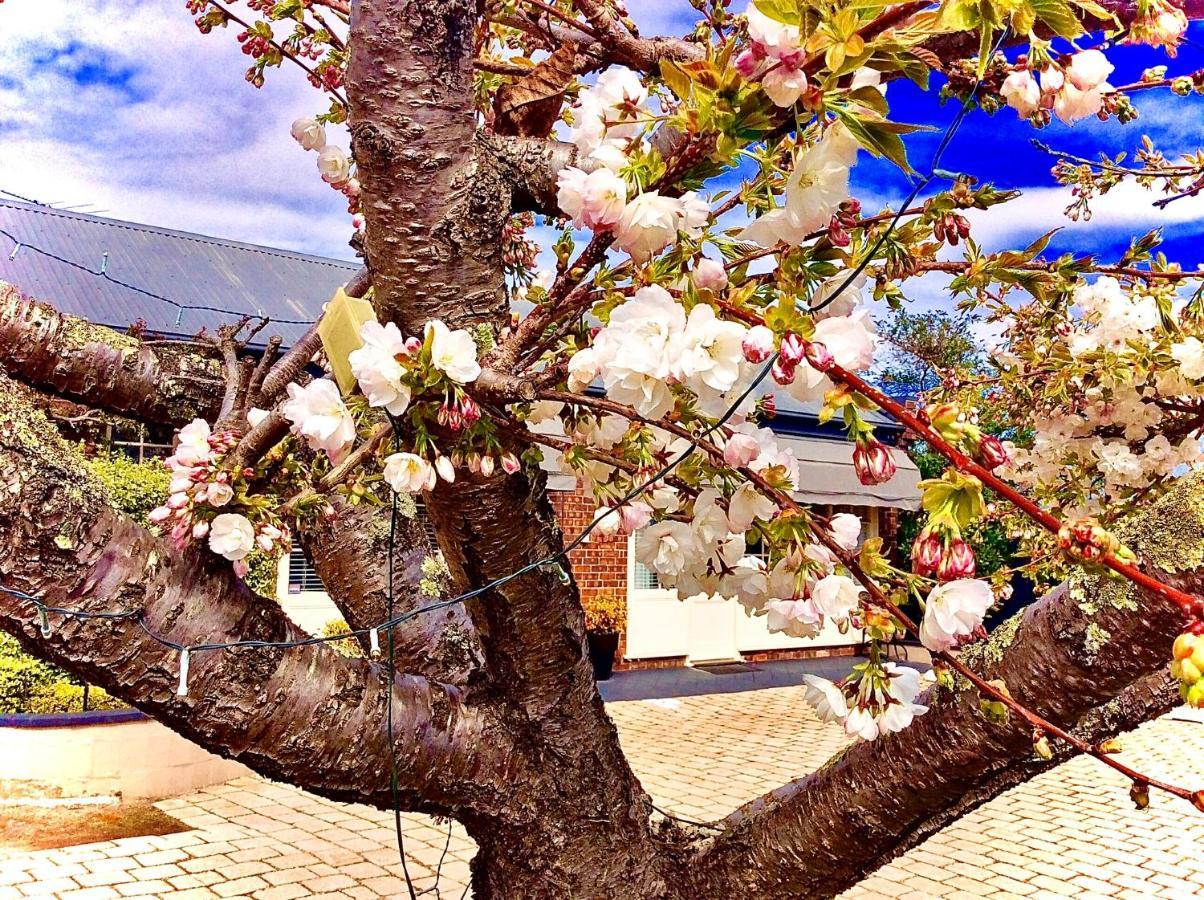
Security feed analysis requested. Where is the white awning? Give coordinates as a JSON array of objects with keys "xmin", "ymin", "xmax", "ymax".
[
  {"xmin": 546, "ymin": 434, "xmax": 921, "ymax": 510},
  {"xmin": 778, "ymin": 434, "xmax": 921, "ymax": 510}
]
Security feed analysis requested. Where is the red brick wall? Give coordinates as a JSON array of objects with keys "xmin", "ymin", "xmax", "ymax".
[
  {"xmin": 549, "ymin": 486, "xmax": 636, "ymax": 666},
  {"xmin": 549, "ymin": 488, "xmax": 629, "ymax": 605}
]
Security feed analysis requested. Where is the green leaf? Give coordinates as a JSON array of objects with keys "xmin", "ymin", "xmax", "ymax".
[
  {"xmin": 938, "ymin": 0, "xmax": 982, "ymax": 31},
  {"xmin": 837, "ymin": 111, "xmax": 915, "ymax": 174},
  {"xmin": 1030, "ymin": 0, "xmax": 1084, "ymax": 37},
  {"xmin": 659, "ymin": 60, "xmax": 692, "ymax": 100},
  {"xmin": 752, "ymin": 0, "xmax": 803, "ymax": 25}
]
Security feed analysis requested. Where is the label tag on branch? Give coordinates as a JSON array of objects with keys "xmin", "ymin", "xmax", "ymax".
[
  {"xmin": 318, "ymin": 287, "xmax": 376, "ymax": 395},
  {"xmin": 177, "ymin": 648, "xmax": 191, "ymax": 698}
]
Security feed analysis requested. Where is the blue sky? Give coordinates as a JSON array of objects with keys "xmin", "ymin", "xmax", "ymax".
[{"xmin": 1, "ymin": 0, "xmax": 1202, "ymax": 278}]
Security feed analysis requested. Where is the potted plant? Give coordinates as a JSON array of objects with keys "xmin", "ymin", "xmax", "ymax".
[{"xmin": 583, "ymin": 593, "xmax": 626, "ymax": 681}]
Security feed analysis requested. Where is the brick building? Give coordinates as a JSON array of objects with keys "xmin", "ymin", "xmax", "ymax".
[{"xmin": 1, "ymin": 200, "xmax": 922, "ymax": 670}]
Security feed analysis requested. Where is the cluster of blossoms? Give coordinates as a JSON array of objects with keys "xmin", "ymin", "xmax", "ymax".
[
  {"xmin": 1000, "ymin": 49, "xmax": 1115, "ymax": 124},
  {"xmin": 566, "ymin": 280, "xmax": 878, "ymax": 425},
  {"xmin": 634, "ymin": 496, "xmax": 867, "ymax": 639},
  {"xmin": 737, "ymin": 5, "xmax": 810, "ymax": 108},
  {"xmin": 148, "ymin": 419, "xmax": 289, "ymax": 574},
  {"xmin": 1126, "ymin": 0, "xmax": 1190, "ymax": 55},
  {"xmin": 556, "ymin": 68, "xmax": 709, "ymax": 262},
  {"xmin": 992, "ymin": 276, "xmax": 1204, "ymax": 517},
  {"xmin": 801, "ymin": 662, "xmax": 929, "ymax": 740},
  {"xmin": 740, "ymin": 126, "xmax": 858, "ymax": 248},
  {"xmin": 290, "ymin": 117, "xmax": 362, "ymax": 229},
  {"xmin": 342, "ymin": 316, "xmax": 523, "ymax": 490}
]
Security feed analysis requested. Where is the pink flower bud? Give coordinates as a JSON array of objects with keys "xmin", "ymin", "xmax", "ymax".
[
  {"xmin": 468, "ymin": 453, "xmax": 482, "ymax": 474},
  {"xmin": 435, "ymin": 456, "xmax": 456, "ymax": 483},
  {"xmin": 460, "ymin": 395, "xmax": 481, "ymax": 425},
  {"xmin": 167, "ymin": 492, "xmax": 190, "ymax": 510},
  {"xmin": 804, "ymin": 340, "xmax": 834, "ymax": 371},
  {"xmin": 771, "ymin": 359, "xmax": 795, "ymax": 385},
  {"xmin": 779, "ymin": 332, "xmax": 806, "ymax": 367},
  {"xmin": 852, "ymin": 440, "xmax": 896, "ymax": 486},
  {"xmin": 734, "ymin": 47, "xmax": 763, "ymax": 78},
  {"xmin": 148, "ymin": 506, "xmax": 172, "ymax": 524},
  {"xmin": 404, "ymin": 336, "xmax": 422, "ymax": 355},
  {"xmin": 937, "ymin": 537, "xmax": 977, "ymax": 581},
  {"xmin": 692, "ymin": 258, "xmax": 728, "ymax": 291},
  {"xmin": 192, "ymin": 521, "xmax": 210, "ymax": 539},
  {"xmin": 620, "ymin": 501, "xmax": 653, "ymax": 534},
  {"xmin": 978, "ymin": 435, "xmax": 1011, "ymax": 470},
  {"xmin": 480, "ymin": 455, "xmax": 495, "ymax": 477},
  {"xmin": 742, "ymin": 325, "xmax": 775, "ymax": 364},
  {"xmin": 724, "ymin": 432, "xmax": 760, "ymax": 468},
  {"xmin": 501, "ymin": 452, "xmax": 521, "ymax": 474},
  {"xmin": 911, "ymin": 530, "xmax": 942, "ymax": 576}
]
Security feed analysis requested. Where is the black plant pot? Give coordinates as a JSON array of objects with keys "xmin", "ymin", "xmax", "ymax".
[{"xmin": 587, "ymin": 631, "xmax": 620, "ymax": 681}]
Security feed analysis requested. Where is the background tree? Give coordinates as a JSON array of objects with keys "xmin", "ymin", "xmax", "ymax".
[{"xmin": 1, "ymin": 1, "xmax": 1204, "ymax": 898}]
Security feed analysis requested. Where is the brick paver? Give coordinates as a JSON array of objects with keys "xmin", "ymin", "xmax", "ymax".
[{"xmin": 2, "ymin": 688, "xmax": 1202, "ymax": 898}]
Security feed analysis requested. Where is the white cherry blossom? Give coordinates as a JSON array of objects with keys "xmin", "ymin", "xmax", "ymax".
[
  {"xmin": 209, "ymin": 513, "xmax": 256, "ymax": 562},
  {"xmin": 919, "ymin": 579, "xmax": 993, "ymax": 652},
  {"xmin": 425, "ymin": 320, "xmax": 481, "ymax": 384},
  {"xmin": 282, "ymin": 380, "xmax": 356, "ymax": 462},
  {"xmin": 801, "ymin": 675, "xmax": 849, "ymax": 723},
  {"xmin": 350, "ymin": 320, "xmax": 413, "ymax": 415},
  {"xmin": 384, "ymin": 453, "xmax": 436, "ymax": 494}
]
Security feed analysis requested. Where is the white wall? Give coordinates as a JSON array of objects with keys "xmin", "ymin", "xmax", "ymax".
[{"xmin": 0, "ymin": 718, "xmax": 249, "ymax": 801}]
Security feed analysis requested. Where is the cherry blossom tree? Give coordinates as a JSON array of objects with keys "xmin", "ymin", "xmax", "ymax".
[{"xmin": 2, "ymin": 0, "xmax": 1204, "ymax": 896}]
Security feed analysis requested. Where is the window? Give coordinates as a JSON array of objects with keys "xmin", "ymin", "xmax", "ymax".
[
  {"xmin": 107, "ymin": 422, "xmax": 175, "ymax": 463},
  {"xmin": 288, "ymin": 547, "xmax": 326, "ymax": 594}
]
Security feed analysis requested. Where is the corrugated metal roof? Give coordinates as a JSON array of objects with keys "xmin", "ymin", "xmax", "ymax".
[{"xmin": 0, "ymin": 200, "xmax": 359, "ymax": 347}]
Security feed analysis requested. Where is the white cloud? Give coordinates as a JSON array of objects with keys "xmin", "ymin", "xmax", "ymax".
[
  {"xmin": 962, "ymin": 179, "xmax": 1204, "ymax": 254},
  {"xmin": 0, "ymin": 0, "xmax": 354, "ymax": 259}
]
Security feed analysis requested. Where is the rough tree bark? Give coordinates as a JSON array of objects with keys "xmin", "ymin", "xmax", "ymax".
[{"xmin": 0, "ymin": 0, "xmax": 1201, "ymax": 895}]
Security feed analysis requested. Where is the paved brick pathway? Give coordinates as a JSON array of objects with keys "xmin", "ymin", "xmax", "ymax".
[{"xmin": 1, "ymin": 688, "xmax": 1202, "ymax": 898}]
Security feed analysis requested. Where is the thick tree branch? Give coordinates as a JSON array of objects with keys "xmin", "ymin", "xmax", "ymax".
[
  {"xmin": 348, "ymin": 0, "xmax": 510, "ymax": 333},
  {"xmin": 0, "ymin": 380, "xmax": 510, "ymax": 818},
  {"xmin": 689, "ymin": 474, "xmax": 1204, "ymax": 899},
  {"xmin": 889, "ymin": 669, "xmax": 1182, "ymax": 859},
  {"xmin": 347, "ymin": 4, "xmax": 676, "ymax": 892},
  {"xmin": 570, "ymin": 0, "xmax": 703, "ymax": 72},
  {"xmin": 480, "ymin": 133, "xmax": 583, "ymax": 214},
  {"xmin": 300, "ymin": 495, "xmax": 484, "ymax": 683},
  {"xmin": 0, "ymin": 283, "xmax": 223, "ymax": 427}
]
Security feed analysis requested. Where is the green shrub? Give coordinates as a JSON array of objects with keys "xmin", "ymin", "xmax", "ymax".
[
  {"xmin": 87, "ymin": 455, "xmax": 170, "ymax": 526},
  {"xmin": 0, "ymin": 635, "xmax": 125, "ymax": 714},
  {"xmin": 244, "ymin": 551, "xmax": 281, "ymax": 598},
  {"xmin": 321, "ymin": 619, "xmax": 363, "ymax": 658}
]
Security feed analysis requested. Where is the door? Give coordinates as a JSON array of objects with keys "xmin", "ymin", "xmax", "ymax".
[
  {"xmin": 685, "ymin": 593, "xmax": 742, "ymax": 663},
  {"xmin": 627, "ymin": 536, "xmax": 742, "ymax": 663}
]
